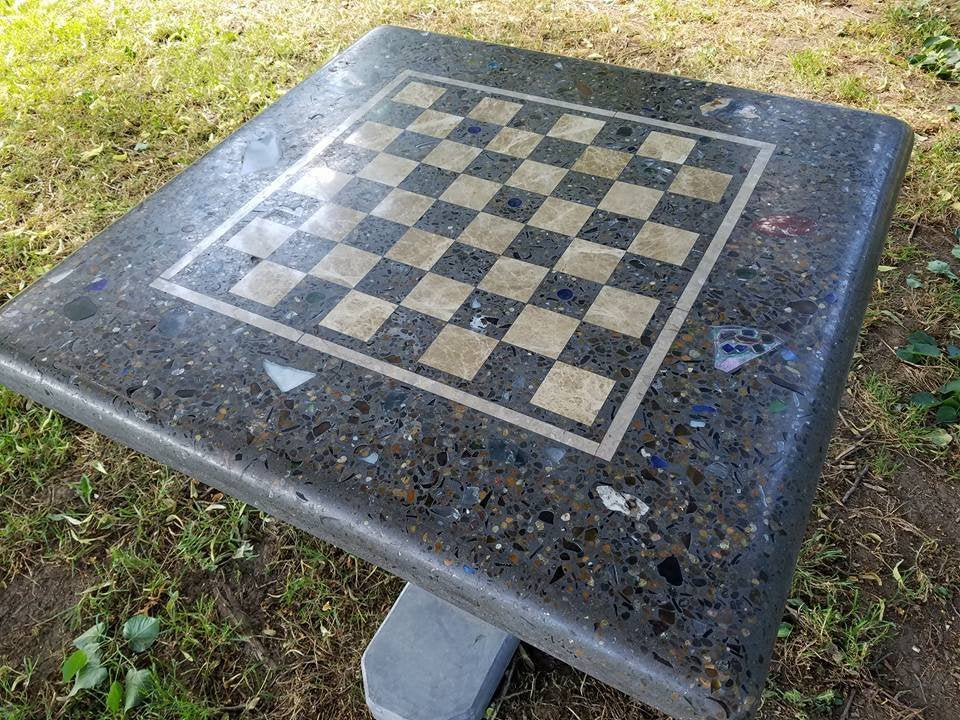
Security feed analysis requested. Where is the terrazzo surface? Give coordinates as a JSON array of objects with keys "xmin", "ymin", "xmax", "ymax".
[{"xmin": 0, "ymin": 27, "xmax": 911, "ymax": 720}]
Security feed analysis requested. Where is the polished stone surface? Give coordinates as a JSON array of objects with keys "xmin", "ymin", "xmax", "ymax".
[{"xmin": 0, "ymin": 26, "xmax": 911, "ymax": 720}]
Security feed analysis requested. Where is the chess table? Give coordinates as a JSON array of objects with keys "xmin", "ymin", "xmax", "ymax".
[{"xmin": 0, "ymin": 27, "xmax": 911, "ymax": 720}]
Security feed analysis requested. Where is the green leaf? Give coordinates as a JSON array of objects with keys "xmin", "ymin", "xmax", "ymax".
[
  {"xmin": 122, "ymin": 615, "xmax": 160, "ymax": 652},
  {"xmin": 106, "ymin": 681, "xmax": 123, "ymax": 713},
  {"xmin": 61, "ymin": 649, "xmax": 87, "ymax": 683},
  {"xmin": 877, "ymin": 264, "xmax": 897, "ymax": 272},
  {"xmin": 69, "ymin": 662, "xmax": 108, "ymax": 697},
  {"xmin": 936, "ymin": 405, "xmax": 958, "ymax": 424},
  {"xmin": 76, "ymin": 474, "xmax": 92, "ymax": 505},
  {"xmin": 941, "ymin": 379, "xmax": 960, "ymax": 395},
  {"xmin": 905, "ymin": 274, "xmax": 923, "ymax": 288},
  {"xmin": 952, "ymin": 244, "xmax": 960, "ymax": 260},
  {"xmin": 923, "ymin": 427, "xmax": 953, "ymax": 447},
  {"xmin": 927, "ymin": 259, "xmax": 958, "ymax": 280},
  {"xmin": 907, "ymin": 330, "xmax": 937, "ymax": 347},
  {"xmin": 911, "ymin": 343, "xmax": 942, "ymax": 358},
  {"xmin": 124, "ymin": 668, "xmax": 151, "ymax": 711},
  {"xmin": 777, "ymin": 621, "xmax": 793, "ymax": 638},
  {"xmin": 910, "ymin": 391, "xmax": 939, "ymax": 407},
  {"xmin": 73, "ymin": 622, "xmax": 105, "ymax": 655}
]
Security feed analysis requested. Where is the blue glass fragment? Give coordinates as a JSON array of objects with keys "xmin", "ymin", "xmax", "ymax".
[
  {"xmin": 711, "ymin": 326, "xmax": 783, "ymax": 373},
  {"xmin": 507, "ymin": 197, "xmax": 523, "ymax": 208},
  {"xmin": 86, "ymin": 277, "xmax": 108, "ymax": 291}
]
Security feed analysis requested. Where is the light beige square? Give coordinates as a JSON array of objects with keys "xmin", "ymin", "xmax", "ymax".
[
  {"xmin": 408, "ymin": 109, "xmax": 463, "ymax": 139},
  {"xmin": 502, "ymin": 305, "xmax": 579, "ymax": 359},
  {"xmin": 289, "ymin": 166, "xmax": 352, "ymax": 200},
  {"xmin": 226, "ymin": 218, "xmax": 295, "ymax": 258},
  {"xmin": 230, "ymin": 260, "xmax": 304, "ymax": 307},
  {"xmin": 528, "ymin": 197, "xmax": 594, "ymax": 236},
  {"xmin": 357, "ymin": 153, "xmax": 419, "ymax": 186},
  {"xmin": 554, "ymin": 238, "xmax": 624, "ymax": 284},
  {"xmin": 583, "ymin": 286, "xmax": 659, "ymax": 339},
  {"xmin": 385, "ymin": 228, "xmax": 453, "ymax": 270},
  {"xmin": 401, "ymin": 272, "xmax": 473, "ymax": 321},
  {"xmin": 486, "ymin": 127, "xmax": 543, "ymax": 158},
  {"xmin": 478, "ymin": 257, "xmax": 548, "ymax": 303},
  {"xmin": 669, "ymin": 165, "xmax": 733, "ymax": 202},
  {"xmin": 320, "ymin": 290, "xmax": 396, "ymax": 342},
  {"xmin": 372, "ymin": 188, "xmax": 435, "ymax": 226},
  {"xmin": 299, "ymin": 203, "xmax": 366, "ymax": 242},
  {"xmin": 637, "ymin": 131, "xmax": 696, "ymax": 164},
  {"xmin": 393, "ymin": 81, "xmax": 446, "ymax": 108},
  {"xmin": 598, "ymin": 181, "xmax": 663, "ymax": 220},
  {"xmin": 309, "ymin": 244, "xmax": 381, "ymax": 288},
  {"xmin": 419, "ymin": 325, "xmax": 499, "ymax": 381},
  {"xmin": 458, "ymin": 212, "xmax": 524, "ymax": 254},
  {"xmin": 506, "ymin": 160, "xmax": 568, "ymax": 195},
  {"xmin": 628, "ymin": 222, "xmax": 699, "ymax": 265},
  {"xmin": 468, "ymin": 96, "xmax": 522, "ymax": 125},
  {"xmin": 345, "ymin": 121, "xmax": 402, "ymax": 151},
  {"xmin": 439, "ymin": 174, "xmax": 501, "ymax": 210},
  {"xmin": 547, "ymin": 113, "xmax": 606, "ymax": 144},
  {"xmin": 572, "ymin": 146, "xmax": 631, "ymax": 179},
  {"xmin": 531, "ymin": 361, "xmax": 615, "ymax": 425},
  {"xmin": 422, "ymin": 140, "xmax": 482, "ymax": 172}
]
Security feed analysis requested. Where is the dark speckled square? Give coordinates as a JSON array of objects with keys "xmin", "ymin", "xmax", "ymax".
[
  {"xmin": 384, "ymin": 130, "xmax": 441, "ymax": 161},
  {"xmin": 317, "ymin": 141, "xmax": 377, "ymax": 174},
  {"xmin": 507, "ymin": 102, "xmax": 568, "ymax": 135},
  {"xmin": 483, "ymin": 186, "xmax": 545, "ymax": 223},
  {"xmin": 619, "ymin": 155, "xmax": 678, "ymax": 191},
  {"xmin": 469, "ymin": 342, "xmax": 553, "ymax": 406},
  {"xmin": 398, "ymin": 163, "xmax": 459, "ymax": 197},
  {"xmin": 462, "ymin": 149, "xmax": 524, "ymax": 183},
  {"xmin": 591, "ymin": 121, "xmax": 652, "ymax": 152},
  {"xmin": 273, "ymin": 276, "xmax": 350, "ymax": 333},
  {"xmin": 560, "ymin": 321, "xmax": 649, "ymax": 381},
  {"xmin": 552, "ymin": 171, "xmax": 614, "ymax": 207},
  {"xmin": 648, "ymin": 191, "xmax": 728, "ymax": 235},
  {"xmin": 607, "ymin": 254, "xmax": 693, "ymax": 299},
  {"xmin": 528, "ymin": 136, "xmax": 585, "ymax": 169},
  {"xmin": 414, "ymin": 200, "xmax": 478, "ymax": 238},
  {"xmin": 432, "ymin": 86, "xmax": 486, "ymax": 116},
  {"xmin": 266, "ymin": 231, "xmax": 336, "ymax": 273},
  {"xmin": 503, "ymin": 226, "xmax": 571, "ymax": 268},
  {"xmin": 686, "ymin": 136, "xmax": 759, "ymax": 176},
  {"xmin": 341, "ymin": 216, "xmax": 408, "ymax": 255},
  {"xmin": 367, "ymin": 306, "xmax": 447, "ymax": 368},
  {"xmin": 364, "ymin": 99, "xmax": 427, "ymax": 129},
  {"xmin": 431, "ymin": 242, "xmax": 498, "ymax": 285},
  {"xmin": 354, "ymin": 257, "xmax": 426, "ymax": 304},
  {"xmin": 447, "ymin": 118, "xmax": 501, "ymax": 148},
  {"xmin": 529, "ymin": 271, "xmax": 603, "ymax": 318},
  {"xmin": 448, "ymin": 289, "xmax": 524, "ymax": 339},
  {"xmin": 579, "ymin": 209, "xmax": 645, "ymax": 250},
  {"xmin": 332, "ymin": 177, "xmax": 393, "ymax": 213}
]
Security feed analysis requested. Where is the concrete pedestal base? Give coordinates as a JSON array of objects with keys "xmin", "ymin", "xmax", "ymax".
[{"xmin": 361, "ymin": 584, "xmax": 518, "ymax": 720}]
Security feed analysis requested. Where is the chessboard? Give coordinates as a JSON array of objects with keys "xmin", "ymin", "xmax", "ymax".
[{"xmin": 155, "ymin": 72, "xmax": 773, "ymax": 459}]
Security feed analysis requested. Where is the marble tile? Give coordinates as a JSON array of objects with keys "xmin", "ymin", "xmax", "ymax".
[
  {"xmin": 423, "ymin": 140, "xmax": 482, "ymax": 172},
  {"xmin": 468, "ymin": 96, "xmax": 522, "ymax": 125},
  {"xmin": 571, "ymin": 146, "xmax": 632, "ymax": 179},
  {"xmin": 458, "ymin": 212, "xmax": 524, "ymax": 254},
  {"xmin": 530, "ymin": 361, "xmax": 615, "ymax": 425},
  {"xmin": 230, "ymin": 260, "xmax": 305, "ymax": 307},
  {"xmin": 486, "ymin": 127, "xmax": 543, "ymax": 158},
  {"xmin": 371, "ymin": 188, "xmax": 435, "ymax": 226},
  {"xmin": 299, "ymin": 203, "xmax": 367, "ymax": 242},
  {"xmin": 553, "ymin": 238, "xmax": 624, "ymax": 284},
  {"xmin": 637, "ymin": 131, "xmax": 696, "ymax": 164},
  {"xmin": 357, "ymin": 153, "xmax": 419, "ymax": 186},
  {"xmin": 320, "ymin": 289, "xmax": 397, "ymax": 342},
  {"xmin": 226, "ymin": 218, "xmax": 295, "ymax": 258},
  {"xmin": 669, "ymin": 165, "xmax": 732, "ymax": 202},
  {"xmin": 506, "ymin": 160, "xmax": 568, "ymax": 195},
  {"xmin": 289, "ymin": 166, "xmax": 352, "ymax": 201},
  {"xmin": 583, "ymin": 285, "xmax": 659, "ymax": 339},
  {"xmin": 345, "ymin": 121, "xmax": 403, "ymax": 152},
  {"xmin": 597, "ymin": 181, "xmax": 663, "ymax": 220},
  {"xmin": 478, "ymin": 257, "xmax": 549, "ymax": 303},
  {"xmin": 401, "ymin": 272, "xmax": 473, "ymax": 321},
  {"xmin": 628, "ymin": 221, "xmax": 699, "ymax": 265},
  {"xmin": 419, "ymin": 324, "xmax": 499, "ymax": 380},
  {"xmin": 407, "ymin": 108, "xmax": 463, "ymax": 139},
  {"xmin": 385, "ymin": 228, "xmax": 454, "ymax": 270},
  {"xmin": 393, "ymin": 80, "xmax": 446, "ymax": 108},
  {"xmin": 309, "ymin": 244, "xmax": 381, "ymax": 288},
  {"xmin": 527, "ymin": 197, "xmax": 594, "ymax": 236},
  {"xmin": 547, "ymin": 113, "xmax": 606, "ymax": 144},
  {"xmin": 439, "ymin": 174, "xmax": 502, "ymax": 210},
  {"xmin": 502, "ymin": 304, "xmax": 579, "ymax": 359}
]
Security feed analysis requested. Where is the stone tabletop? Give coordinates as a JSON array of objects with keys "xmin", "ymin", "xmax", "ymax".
[{"xmin": 0, "ymin": 26, "xmax": 910, "ymax": 720}]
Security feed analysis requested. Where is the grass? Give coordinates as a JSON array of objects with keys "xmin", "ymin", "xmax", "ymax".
[{"xmin": 1, "ymin": 0, "xmax": 960, "ymax": 718}]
